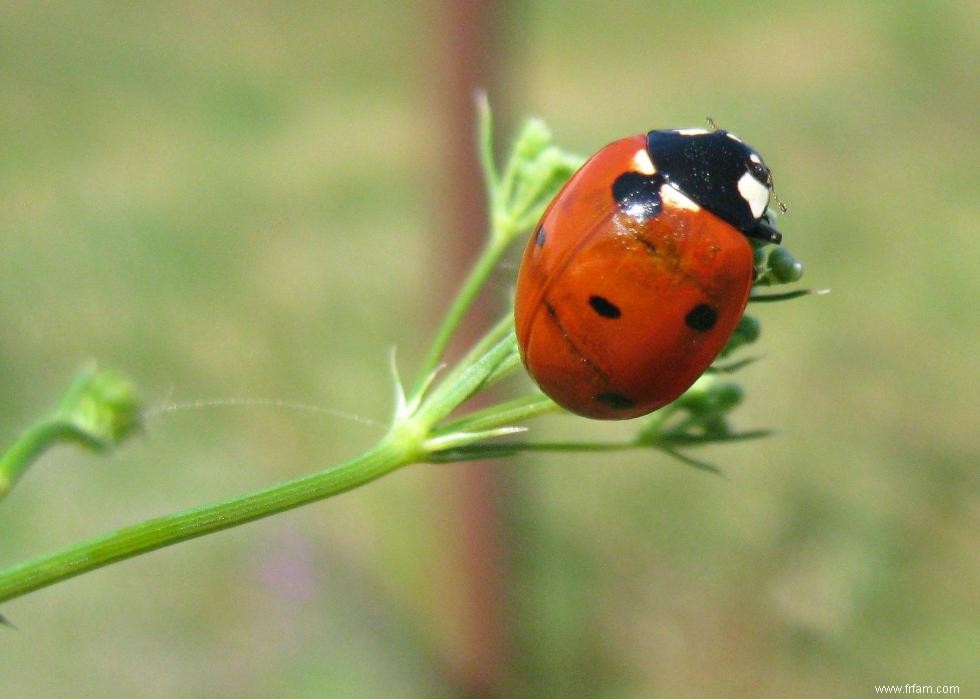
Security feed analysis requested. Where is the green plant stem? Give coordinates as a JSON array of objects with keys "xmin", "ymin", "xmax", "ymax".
[
  {"xmin": 415, "ymin": 328, "xmax": 518, "ymax": 427},
  {"xmin": 0, "ymin": 435, "xmax": 416, "ymax": 605},
  {"xmin": 447, "ymin": 440, "xmax": 638, "ymax": 457},
  {"xmin": 431, "ymin": 393, "xmax": 560, "ymax": 437},
  {"xmin": 0, "ymin": 314, "xmax": 527, "ymax": 606},
  {"xmin": 0, "ymin": 420, "xmax": 78, "ymax": 500},
  {"xmin": 411, "ymin": 98, "xmax": 506, "ymax": 398},
  {"xmin": 475, "ymin": 91, "xmax": 498, "ymax": 213},
  {"xmin": 411, "ymin": 237, "xmax": 508, "ymax": 397}
]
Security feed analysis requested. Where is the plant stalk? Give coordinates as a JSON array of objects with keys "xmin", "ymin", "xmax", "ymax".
[
  {"xmin": 0, "ymin": 421, "xmax": 77, "ymax": 500},
  {"xmin": 0, "ymin": 435, "xmax": 414, "ymax": 604}
]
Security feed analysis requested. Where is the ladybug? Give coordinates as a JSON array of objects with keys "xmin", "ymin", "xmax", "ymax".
[{"xmin": 514, "ymin": 126, "xmax": 784, "ymax": 419}]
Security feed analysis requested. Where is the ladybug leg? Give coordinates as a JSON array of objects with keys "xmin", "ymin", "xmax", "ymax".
[{"xmin": 745, "ymin": 218, "xmax": 782, "ymax": 244}]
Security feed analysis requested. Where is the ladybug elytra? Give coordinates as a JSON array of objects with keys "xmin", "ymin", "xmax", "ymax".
[{"xmin": 514, "ymin": 126, "xmax": 784, "ymax": 419}]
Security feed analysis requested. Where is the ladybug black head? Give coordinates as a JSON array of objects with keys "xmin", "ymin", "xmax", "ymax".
[{"xmin": 646, "ymin": 128, "xmax": 779, "ymax": 242}]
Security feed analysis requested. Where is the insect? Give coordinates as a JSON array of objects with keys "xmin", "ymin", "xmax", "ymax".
[{"xmin": 514, "ymin": 125, "xmax": 784, "ymax": 419}]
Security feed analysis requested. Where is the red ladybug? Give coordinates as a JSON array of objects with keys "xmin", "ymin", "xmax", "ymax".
[{"xmin": 514, "ymin": 127, "xmax": 784, "ymax": 419}]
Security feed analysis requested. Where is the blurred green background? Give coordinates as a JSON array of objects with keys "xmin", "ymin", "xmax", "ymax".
[{"xmin": 1, "ymin": 1, "xmax": 977, "ymax": 697}]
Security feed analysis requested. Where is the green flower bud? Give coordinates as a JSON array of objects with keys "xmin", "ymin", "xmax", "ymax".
[
  {"xmin": 512, "ymin": 118, "xmax": 553, "ymax": 161},
  {"xmin": 57, "ymin": 367, "xmax": 141, "ymax": 450},
  {"xmin": 769, "ymin": 246, "xmax": 804, "ymax": 283},
  {"xmin": 676, "ymin": 379, "xmax": 744, "ymax": 417},
  {"xmin": 719, "ymin": 314, "xmax": 761, "ymax": 358}
]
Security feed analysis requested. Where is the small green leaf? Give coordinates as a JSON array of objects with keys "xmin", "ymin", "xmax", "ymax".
[
  {"xmin": 423, "ymin": 425, "xmax": 527, "ymax": 455},
  {"xmin": 658, "ymin": 447, "xmax": 724, "ymax": 475},
  {"xmin": 750, "ymin": 288, "xmax": 830, "ymax": 303}
]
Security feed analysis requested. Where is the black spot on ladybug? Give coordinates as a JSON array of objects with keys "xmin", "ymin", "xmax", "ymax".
[
  {"xmin": 595, "ymin": 392, "xmax": 635, "ymax": 410},
  {"xmin": 612, "ymin": 172, "xmax": 663, "ymax": 222},
  {"xmin": 685, "ymin": 304, "xmax": 718, "ymax": 332},
  {"xmin": 534, "ymin": 226, "xmax": 546, "ymax": 247},
  {"xmin": 588, "ymin": 295, "xmax": 621, "ymax": 319}
]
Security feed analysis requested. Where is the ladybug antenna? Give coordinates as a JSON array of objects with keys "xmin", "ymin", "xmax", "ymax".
[
  {"xmin": 768, "ymin": 172, "xmax": 788, "ymax": 214},
  {"xmin": 705, "ymin": 116, "xmax": 719, "ymax": 131}
]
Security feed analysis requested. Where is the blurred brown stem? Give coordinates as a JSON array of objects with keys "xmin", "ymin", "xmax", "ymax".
[{"xmin": 436, "ymin": 1, "xmax": 512, "ymax": 696}]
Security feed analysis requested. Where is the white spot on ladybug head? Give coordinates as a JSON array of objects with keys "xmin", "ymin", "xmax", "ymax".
[
  {"xmin": 738, "ymin": 170, "xmax": 770, "ymax": 219},
  {"xmin": 660, "ymin": 182, "xmax": 701, "ymax": 212},
  {"xmin": 674, "ymin": 127, "xmax": 710, "ymax": 136},
  {"xmin": 749, "ymin": 152, "xmax": 762, "ymax": 164},
  {"xmin": 725, "ymin": 131, "xmax": 744, "ymax": 144},
  {"xmin": 631, "ymin": 148, "xmax": 656, "ymax": 175}
]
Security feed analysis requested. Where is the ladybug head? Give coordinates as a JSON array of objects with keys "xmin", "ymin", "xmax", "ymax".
[{"xmin": 646, "ymin": 128, "xmax": 782, "ymax": 243}]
